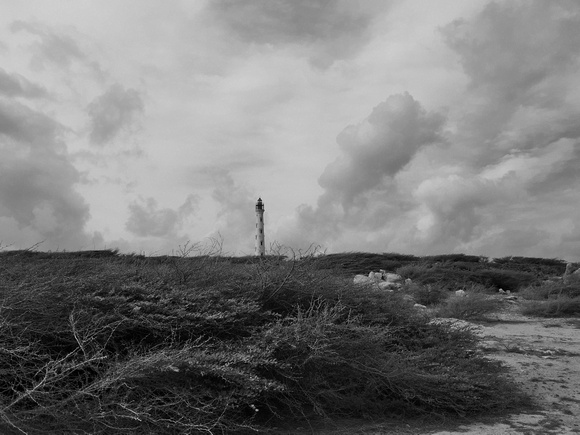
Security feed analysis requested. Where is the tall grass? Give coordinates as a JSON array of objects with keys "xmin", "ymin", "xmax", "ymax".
[{"xmin": 0, "ymin": 249, "xmax": 530, "ymax": 433}]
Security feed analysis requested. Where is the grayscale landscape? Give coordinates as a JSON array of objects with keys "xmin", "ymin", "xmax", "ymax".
[{"xmin": 1, "ymin": 1, "xmax": 580, "ymax": 433}]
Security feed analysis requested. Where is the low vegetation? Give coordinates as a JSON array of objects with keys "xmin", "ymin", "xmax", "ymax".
[
  {"xmin": 521, "ymin": 297, "xmax": 580, "ymax": 317},
  {"xmin": 435, "ymin": 290, "xmax": 501, "ymax": 321},
  {"xmin": 1, "ymin": 247, "xmax": 563, "ymax": 434},
  {"xmin": 312, "ymin": 252, "xmax": 566, "ymax": 291},
  {"xmin": 519, "ymin": 281, "xmax": 580, "ymax": 317}
]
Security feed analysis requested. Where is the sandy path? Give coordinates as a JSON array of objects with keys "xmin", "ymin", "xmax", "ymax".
[{"xmin": 432, "ymin": 305, "xmax": 580, "ymax": 434}]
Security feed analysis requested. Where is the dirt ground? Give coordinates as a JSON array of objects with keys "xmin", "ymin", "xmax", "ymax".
[
  {"xmin": 299, "ymin": 297, "xmax": 580, "ymax": 435},
  {"xmin": 430, "ymin": 298, "xmax": 580, "ymax": 435}
]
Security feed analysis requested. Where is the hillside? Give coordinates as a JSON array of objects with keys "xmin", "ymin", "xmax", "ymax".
[{"xmin": 0, "ymin": 249, "xmax": 577, "ymax": 434}]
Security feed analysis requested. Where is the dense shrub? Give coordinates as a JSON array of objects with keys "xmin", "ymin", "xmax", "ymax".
[
  {"xmin": 422, "ymin": 254, "xmax": 483, "ymax": 263},
  {"xmin": 396, "ymin": 264, "xmax": 537, "ymax": 291},
  {"xmin": 311, "ymin": 252, "xmax": 418, "ymax": 276},
  {"xmin": 407, "ymin": 283, "xmax": 449, "ymax": 306},
  {"xmin": 519, "ymin": 282, "xmax": 580, "ymax": 300},
  {"xmin": 436, "ymin": 292, "xmax": 501, "ymax": 321},
  {"xmin": 396, "ymin": 264, "xmax": 476, "ymax": 289},
  {"xmin": 493, "ymin": 256, "xmax": 566, "ymax": 267},
  {"xmin": 0, "ymin": 250, "xmax": 530, "ymax": 434},
  {"xmin": 256, "ymin": 303, "xmax": 512, "ymax": 420},
  {"xmin": 521, "ymin": 298, "xmax": 580, "ymax": 317},
  {"xmin": 476, "ymin": 269, "xmax": 537, "ymax": 291},
  {"xmin": 490, "ymin": 257, "xmax": 567, "ymax": 278},
  {"xmin": 519, "ymin": 281, "xmax": 580, "ymax": 317}
]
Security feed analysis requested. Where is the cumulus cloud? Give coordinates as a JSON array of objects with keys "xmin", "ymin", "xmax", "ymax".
[
  {"xmin": 275, "ymin": 93, "xmax": 445, "ymax": 251},
  {"xmin": 206, "ymin": 0, "xmax": 388, "ymax": 67},
  {"xmin": 0, "ymin": 68, "xmax": 48, "ymax": 98},
  {"xmin": 87, "ymin": 84, "xmax": 144, "ymax": 145},
  {"xmin": 279, "ymin": 0, "xmax": 580, "ymax": 260},
  {"xmin": 125, "ymin": 194, "xmax": 198, "ymax": 238},
  {"xmin": 433, "ymin": 0, "xmax": 580, "ymax": 259},
  {"xmin": 0, "ymin": 98, "xmax": 91, "ymax": 249},
  {"xmin": 319, "ymin": 93, "xmax": 446, "ymax": 208}
]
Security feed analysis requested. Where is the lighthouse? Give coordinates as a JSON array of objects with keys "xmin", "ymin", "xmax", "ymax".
[{"xmin": 255, "ymin": 198, "xmax": 265, "ymax": 256}]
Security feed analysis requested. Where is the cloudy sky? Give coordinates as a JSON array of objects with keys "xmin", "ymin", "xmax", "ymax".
[{"xmin": 1, "ymin": 0, "xmax": 580, "ymax": 260}]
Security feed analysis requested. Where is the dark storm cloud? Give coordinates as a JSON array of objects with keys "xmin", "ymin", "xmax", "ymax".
[
  {"xmin": 207, "ymin": 0, "xmax": 388, "ymax": 67},
  {"xmin": 0, "ymin": 99, "xmax": 90, "ymax": 248},
  {"xmin": 0, "ymin": 68, "xmax": 48, "ymax": 98},
  {"xmin": 125, "ymin": 195, "xmax": 198, "ymax": 238},
  {"xmin": 87, "ymin": 84, "xmax": 144, "ymax": 145}
]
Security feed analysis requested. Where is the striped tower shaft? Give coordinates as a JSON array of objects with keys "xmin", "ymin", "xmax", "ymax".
[{"xmin": 255, "ymin": 198, "xmax": 265, "ymax": 256}]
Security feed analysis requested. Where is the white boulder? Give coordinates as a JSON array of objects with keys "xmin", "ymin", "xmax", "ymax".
[
  {"xmin": 378, "ymin": 281, "xmax": 399, "ymax": 291},
  {"xmin": 354, "ymin": 271, "xmax": 404, "ymax": 290},
  {"xmin": 384, "ymin": 273, "xmax": 402, "ymax": 283},
  {"xmin": 368, "ymin": 271, "xmax": 384, "ymax": 282},
  {"xmin": 354, "ymin": 274, "xmax": 371, "ymax": 285}
]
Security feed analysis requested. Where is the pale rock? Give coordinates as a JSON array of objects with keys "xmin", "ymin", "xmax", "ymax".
[
  {"xmin": 378, "ymin": 281, "xmax": 399, "ymax": 291},
  {"xmin": 353, "ymin": 274, "xmax": 371, "ymax": 285},
  {"xmin": 384, "ymin": 273, "xmax": 402, "ymax": 283},
  {"xmin": 365, "ymin": 271, "xmax": 386, "ymax": 282}
]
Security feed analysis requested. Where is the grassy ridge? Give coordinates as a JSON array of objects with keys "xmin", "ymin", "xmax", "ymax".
[
  {"xmin": 0, "ymin": 250, "xmax": 542, "ymax": 434},
  {"xmin": 311, "ymin": 252, "xmax": 567, "ymax": 290}
]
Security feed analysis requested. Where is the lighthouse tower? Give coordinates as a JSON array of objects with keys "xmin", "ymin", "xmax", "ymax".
[{"xmin": 255, "ymin": 198, "xmax": 265, "ymax": 256}]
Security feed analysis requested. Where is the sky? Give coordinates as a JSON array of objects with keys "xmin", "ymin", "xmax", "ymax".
[{"xmin": 1, "ymin": 0, "xmax": 580, "ymax": 261}]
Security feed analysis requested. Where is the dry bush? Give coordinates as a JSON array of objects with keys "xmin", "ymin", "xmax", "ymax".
[
  {"xmin": 253, "ymin": 300, "xmax": 526, "ymax": 421},
  {"xmin": 520, "ymin": 281, "xmax": 580, "ymax": 300},
  {"xmin": 435, "ymin": 291, "xmax": 501, "ymax": 320},
  {"xmin": 521, "ymin": 297, "xmax": 580, "ymax": 317},
  {"xmin": 0, "ymin": 247, "xmax": 530, "ymax": 433},
  {"xmin": 406, "ymin": 283, "xmax": 449, "ymax": 306}
]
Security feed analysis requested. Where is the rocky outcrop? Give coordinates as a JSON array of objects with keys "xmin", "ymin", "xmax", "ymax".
[{"xmin": 353, "ymin": 270, "xmax": 406, "ymax": 290}]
